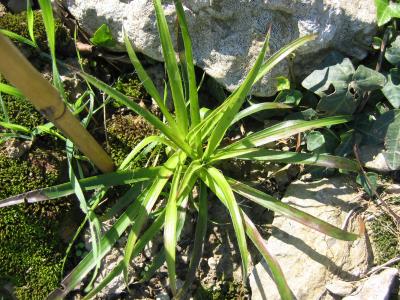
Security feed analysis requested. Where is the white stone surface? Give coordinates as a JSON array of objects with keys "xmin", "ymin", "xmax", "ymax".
[
  {"xmin": 249, "ymin": 177, "xmax": 372, "ymax": 300},
  {"xmin": 60, "ymin": 0, "xmax": 377, "ymax": 97},
  {"xmin": 343, "ymin": 268, "xmax": 398, "ymax": 300}
]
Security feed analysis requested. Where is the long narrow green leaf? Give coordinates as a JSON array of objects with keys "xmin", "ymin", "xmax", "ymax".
[
  {"xmin": 0, "ymin": 29, "xmax": 37, "ymax": 48},
  {"xmin": 84, "ymin": 210, "xmax": 166, "ymax": 300},
  {"xmin": 0, "ymin": 121, "xmax": 31, "ymax": 134},
  {"xmin": 81, "ymin": 73, "xmax": 194, "ymax": 157},
  {"xmin": 203, "ymin": 32, "xmax": 271, "ymax": 160},
  {"xmin": 0, "ymin": 83, "xmax": 24, "ymax": 98},
  {"xmin": 48, "ymin": 154, "xmax": 181, "ymax": 299},
  {"xmin": 228, "ymin": 178, "xmax": 358, "ymax": 241},
  {"xmin": 210, "ymin": 148, "xmax": 360, "ymax": 171},
  {"xmin": 101, "ymin": 183, "xmax": 150, "ymax": 221},
  {"xmin": 66, "ymin": 140, "xmax": 102, "ymax": 289},
  {"xmin": 231, "ymin": 102, "xmax": 292, "ymax": 125},
  {"xmin": 119, "ymin": 135, "xmax": 176, "ymax": 170},
  {"xmin": 243, "ymin": 213, "xmax": 292, "ymax": 300},
  {"xmin": 123, "ymin": 31, "xmax": 178, "ymax": 131},
  {"xmin": 27, "ymin": 0, "xmax": 37, "ymax": 47},
  {"xmin": 0, "ymin": 168, "xmax": 160, "ymax": 208},
  {"xmin": 173, "ymin": 1, "xmax": 201, "ymax": 130},
  {"xmin": 176, "ymin": 182, "xmax": 208, "ymax": 299},
  {"xmin": 123, "ymin": 153, "xmax": 183, "ymax": 271},
  {"xmin": 187, "ymin": 34, "xmax": 314, "ymax": 147},
  {"xmin": 153, "ymin": 0, "xmax": 189, "ymax": 133},
  {"xmin": 255, "ymin": 35, "xmax": 316, "ymax": 84},
  {"xmin": 38, "ymin": 0, "xmax": 65, "ymax": 96},
  {"xmin": 200, "ymin": 167, "xmax": 249, "ymax": 279},
  {"xmin": 177, "ymin": 159, "xmax": 202, "ymax": 198},
  {"xmin": 164, "ymin": 163, "xmax": 183, "ymax": 295},
  {"xmin": 224, "ymin": 116, "xmax": 352, "ymax": 151}
]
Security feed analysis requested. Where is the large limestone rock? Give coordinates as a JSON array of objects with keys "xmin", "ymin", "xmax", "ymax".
[
  {"xmin": 249, "ymin": 177, "xmax": 372, "ymax": 300},
  {"xmin": 60, "ymin": 0, "xmax": 377, "ymax": 97}
]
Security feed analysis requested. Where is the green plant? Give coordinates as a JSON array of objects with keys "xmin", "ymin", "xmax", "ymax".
[
  {"xmin": 0, "ymin": 152, "xmax": 68, "ymax": 300},
  {"xmin": 1, "ymin": 1, "xmax": 361, "ymax": 299},
  {"xmin": 375, "ymin": 0, "xmax": 400, "ymax": 26}
]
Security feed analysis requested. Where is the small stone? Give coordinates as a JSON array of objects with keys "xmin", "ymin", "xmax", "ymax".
[
  {"xmin": 155, "ymin": 292, "xmax": 170, "ymax": 300},
  {"xmin": 359, "ymin": 145, "xmax": 392, "ymax": 172},
  {"xmin": 326, "ymin": 280, "xmax": 355, "ymax": 297},
  {"xmin": 343, "ymin": 268, "xmax": 398, "ymax": 300},
  {"xmin": 208, "ymin": 257, "xmax": 218, "ymax": 270},
  {"xmin": 3, "ymin": 139, "xmax": 32, "ymax": 159}
]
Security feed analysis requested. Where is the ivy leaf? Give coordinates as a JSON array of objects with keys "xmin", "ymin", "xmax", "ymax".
[
  {"xmin": 275, "ymin": 89, "xmax": 302, "ymax": 105},
  {"xmin": 316, "ymin": 83, "xmax": 357, "ymax": 115},
  {"xmin": 90, "ymin": 24, "xmax": 116, "ymax": 47},
  {"xmin": 374, "ymin": 0, "xmax": 400, "ymax": 26},
  {"xmin": 276, "ymin": 76, "xmax": 291, "ymax": 91},
  {"xmin": 356, "ymin": 172, "xmax": 379, "ymax": 196},
  {"xmin": 382, "ymin": 110, "xmax": 400, "ymax": 169},
  {"xmin": 303, "ymin": 57, "xmax": 386, "ymax": 115},
  {"xmin": 302, "ymin": 57, "xmax": 354, "ymax": 97},
  {"xmin": 370, "ymin": 109, "xmax": 400, "ymax": 170},
  {"xmin": 306, "ymin": 131, "xmax": 325, "ymax": 151},
  {"xmin": 352, "ymin": 65, "xmax": 386, "ymax": 90},
  {"xmin": 385, "ymin": 36, "xmax": 400, "ymax": 65},
  {"xmin": 382, "ymin": 68, "xmax": 400, "ymax": 108}
]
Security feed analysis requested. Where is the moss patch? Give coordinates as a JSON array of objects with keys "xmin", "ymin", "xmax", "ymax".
[
  {"xmin": 370, "ymin": 198, "xmax": 400, "ymax": 268},
  {"xmin": 114, "ymin": 75, "xmax": 148, "ymax": 102},
  {"xmin": 0, "ymin": 150, "xmax": 70, "ymax": 300},
  {"xmin": 194, "ymin": 281, "xmax": 247, "ymax": 300},
  {"xmin": 2, "ymin": 93, "xmax": 44, "ymax": 130},
  {"xmin": 106, "ymin": 113, "xmax": 158, "ymax": 167},
  {"xmin": 0, "ymin": 10, "xmax": 70, "ymax": 54}
]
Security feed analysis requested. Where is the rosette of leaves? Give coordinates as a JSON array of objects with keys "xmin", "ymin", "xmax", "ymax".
[
  {"xmin": 0, "ymin": 1, "xmax": 360, "ymax": 299},
  {"xmin": 302, "ymin": 53, "xmax": 386, "ymax": 115}
]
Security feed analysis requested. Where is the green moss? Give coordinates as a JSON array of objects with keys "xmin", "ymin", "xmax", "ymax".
[
  {"xmin": 2, "ymin": 93, "xmax": 44, "ymax": 130},
  {"xmin": 194, "ymin": 281, "xmax": 246, "ymax": 300},
  {"xmin": 0, "ymin": 150, "xmax": 70, "ymax": 300},
  {"xmin": 0, "ymin": 10, "xmax": 69, "ymax": 52},
  {"xmin": 114, "ymin": 75, "xmax": 148, "ymax": 101},
  {"xmin": 106, "ymin": 114, "xmax": 158, "ymax": 167},
  {"xmin": 370, "ymin": 200, "xmax": 400, "ymax": 268}
]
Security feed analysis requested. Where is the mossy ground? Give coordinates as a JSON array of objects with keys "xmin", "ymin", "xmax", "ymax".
[
  {"xmin": 370, "ymin": 197, "xmax": 400, "ymax": 268},
  {"xmin": 0, "ymin": 10, "xmax": 73, "ymax": 296},
  {"xmin": 106, "ymin": 74, "xmax": 159, "ymax": 168},
  {"xmin": 0, "ymin": 10, "xmax": 70, "ymax": 54},
  {"xmin": 0, "ymin": 148, "xmax": 71, "ymax": 300},
  {"xmin": 106, "ymin": 113, "xmax": 158, "ymax": 167},
  {"xmin": 194, "ymin": 281, "xmax": 247, "ymax": 300}
]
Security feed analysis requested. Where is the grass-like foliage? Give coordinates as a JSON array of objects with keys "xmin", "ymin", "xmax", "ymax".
[{"xmin": 0, "ymin": 0, "xmax": 361, "ymax": 299}]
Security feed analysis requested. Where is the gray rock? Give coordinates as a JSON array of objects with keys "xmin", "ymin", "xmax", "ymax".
[
  {"xmin": 60, "ymin": 0, "xmax": 376, "ymax": 97},
  {"xmin": 249, "ymin": 177, "xmax": 372, "ymax": 300},
  {"xmin": 6, "ymin": 0, "xmax": 25, "ymax": 13},
  {"xmin": 343, "ymin": 268, "xmax": 398, "ymax": 300}
]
